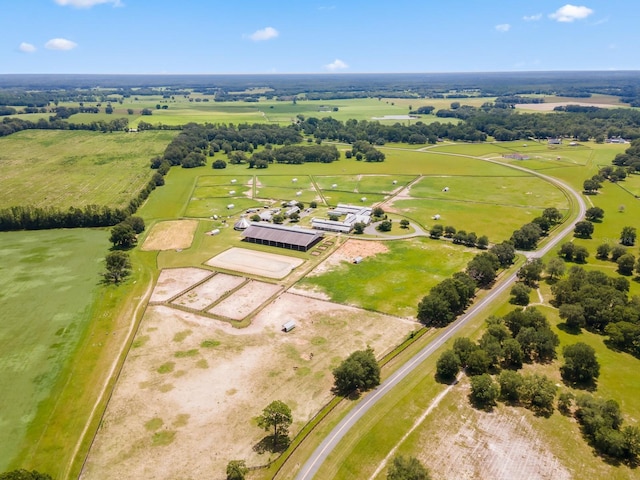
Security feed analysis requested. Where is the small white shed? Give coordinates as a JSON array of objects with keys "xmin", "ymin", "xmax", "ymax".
[{"xmin": 282, "ymin": 320, "xmax": 296, "ymax": 333}]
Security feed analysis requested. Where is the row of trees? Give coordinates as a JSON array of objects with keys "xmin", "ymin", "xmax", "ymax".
[
  {"xmin": 418, "ymin": 241, "xmax": 517, "ymax": 328},
  {"xmin": 0, "ymin": 116, "xmax": 130, "ymax": 137},
  {"xmin": 429, "ymin": 224, "xmax": 489, "ymax": 249}
]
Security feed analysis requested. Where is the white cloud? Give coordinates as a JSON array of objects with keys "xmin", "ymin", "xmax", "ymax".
[
  {"xmin": 495, "ymin": 23, "xmax": 511, "ymax": 32},
  {"xmin": 324, "ymin": 59, "xmax": 348, "ymax": 72},
  {"xmin": 248, "ymin": 27, "xmax": 279, "ymax": 42},
  {"xmin": 549, "ymin": 4, "xmax": 594, "ymax": 22},
  {"xmin": 45, "ymin": 38, "xmax": 78, "ymax": 50},
  {"xmin": 19, "ymin": 42, "xmax": 37, "ymax": 53},
  {"xmin": 54, "ymin": 0, "xmax": 122, "ymax": 7},
  {"xmin": 523, "ymin": 13, "xmax": 542, "ymax": 21}
]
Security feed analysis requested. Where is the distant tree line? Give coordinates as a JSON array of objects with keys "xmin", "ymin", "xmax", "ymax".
[{"xmin": 0, "ymin": 116, "xmax": 130, "ymax": 137}]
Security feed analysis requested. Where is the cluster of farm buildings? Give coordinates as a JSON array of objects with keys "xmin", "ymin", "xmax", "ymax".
[{"xmin": 233, "ymin": 203, "xmax": 373, "ymax": 252}]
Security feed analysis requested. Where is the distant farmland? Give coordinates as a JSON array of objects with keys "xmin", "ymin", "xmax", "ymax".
[{"xmin": 0, "ymin": 130, "xmax": 176, "ymax": 209}]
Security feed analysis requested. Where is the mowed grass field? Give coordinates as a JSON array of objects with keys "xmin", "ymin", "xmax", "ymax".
[
  {"xmin": 0, "ymin": 130, "xmax": 177, "ymax": 209},
  {"xmin": 0, "ymin": 229, "xmax": 109, "ymax": 472},
  {"xmin": 298, "ymin": 239, "xmax": 477, "ymax": 317}
]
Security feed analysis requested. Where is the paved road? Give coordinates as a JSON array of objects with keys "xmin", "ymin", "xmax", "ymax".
[{"xmin": 294, "ymin": 155, "xmax": 586, "ymax": 480}]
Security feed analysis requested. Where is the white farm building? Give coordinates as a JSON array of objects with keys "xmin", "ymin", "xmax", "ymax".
[{"xmin": 311, "ymin": 204, "xmax": 372, "ymax": 233}]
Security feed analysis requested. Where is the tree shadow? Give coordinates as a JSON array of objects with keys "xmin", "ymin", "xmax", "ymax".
[
  {"xmin": 556, "ymin": 322, "xmax": 582, "ymax": 335},
  {"xmin": 252, "ymin": 434, "xmax": 290, "ymax": 455},
  {"xmin": 434, "ymin": 373, "xmax": 459, "ymax": 385},
  {"xmin": 561, "ymin": 376, "xmax": 598, "ymax": 392}
]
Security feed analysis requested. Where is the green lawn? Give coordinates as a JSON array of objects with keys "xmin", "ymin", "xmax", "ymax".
[
  {"xmin": 0, "ymin": 229, "xmax": 110, "ymax": 471},
  {"xmin": 298, "ymin": 238, "xmax": 477, "ymax": 317},
  {"xmin": 0, "ymin": 130, "xmax": 176, "ymax": 209}
]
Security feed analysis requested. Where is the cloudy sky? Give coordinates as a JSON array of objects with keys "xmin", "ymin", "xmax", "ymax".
[{"xmin": 2, "ymin": 0, "xmax": 636, "ymax": 74}]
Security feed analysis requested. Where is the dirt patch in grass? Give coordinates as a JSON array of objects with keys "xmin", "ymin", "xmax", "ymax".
[
  {"xmin": 81, "ymin": 291, "xmax": 414, "ymax": 480},
  {"xmin": 141, "ymin": 220, "xmax": 199, "ymax": 251},
  {"xmin": 307, "ymin": 239, "xmax": 389, "ymax": 277}
]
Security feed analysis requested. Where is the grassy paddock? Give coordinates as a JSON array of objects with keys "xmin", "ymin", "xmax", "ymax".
[
  {"xmin": 0, "ymin": 130, "xmax": 176, "ymax": 209},
  {"xmin": 297, "ymin": 238, "xmax": 477, "ymax": 317}
]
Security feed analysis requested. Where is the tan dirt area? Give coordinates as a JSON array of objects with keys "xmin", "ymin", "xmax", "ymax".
[
  {"xmin": 207, "ymin": 280, "xmax": 282, "ymax": 320},
  {"xmin": 206, "ymin": 247, "xmax": 304, "ymax": 279},
  {"xmin": 417, "ymin": 380, "xmax": 571, "ymax": 480},
  {"xmin": 141, "ymin": 219, "xmax": 199, "ymax": 251},
  {"xmin": 81, "ymin": 287, "xmax": 414, "ymax": 480},
  {"xmin": 306, "ymin": 239, "xmax": 389, "ymax": 277},
  {"xmin": 149, "ymin": 267, "xmax": 213, "ymax": 303},
  {"xmin": 171, "ymin": 273, "xmax": 246, "ymax": 310}
]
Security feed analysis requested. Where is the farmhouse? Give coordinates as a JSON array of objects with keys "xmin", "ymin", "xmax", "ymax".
[
  {"xmin": 241, "ymin": 223, "xmax": 324, "ymax": 251},
  {"xmin": 311, "ymin": 204, "xmax": 372, "ymax": 233}
]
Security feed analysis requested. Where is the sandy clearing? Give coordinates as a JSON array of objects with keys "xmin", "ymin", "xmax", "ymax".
[
  {"xmin": 208, "ymin": 281, "xmax": 282, "ymax": 320},
  {"xmin": 307, "ymin": 239, "xmax": 389, "ymax": 277},
  {"xmin": 206, "ymin": 247, "xmax": 304, "ymax": 279},
  {"xmin": 82, "ymin": 292, "xmax": 415, "ymax": 480},
  {"xmin": 419, "ymin": 381, "xmax": 571, "ymax": 480},
  {"xmin": 149, "ymin": 268, "xmax": 213, "ymax": 303},
  {"xmin": 171, "ymin": 273, "xmax": 246, "ymax": 310},
  {"xmin": 141, "ymin": 220, "xmax": 199, "ymax": 251}
]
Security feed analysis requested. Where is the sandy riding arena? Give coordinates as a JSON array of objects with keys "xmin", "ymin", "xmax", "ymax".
[
  {"xmin": 141, "ymin": 220, "xmax": 199, "ymax": 251},
  {"xmin": 206, "ymin": 247, "xmax": 304, "ymax": 279},
  {"xmin": 81, "ymin": 272, "xmax": 415, "ymax": 480}
]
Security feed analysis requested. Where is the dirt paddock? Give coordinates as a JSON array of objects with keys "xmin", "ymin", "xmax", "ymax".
[{"xmin": 81, "ymin": 267, "xmax": 415, "ymax": 479}]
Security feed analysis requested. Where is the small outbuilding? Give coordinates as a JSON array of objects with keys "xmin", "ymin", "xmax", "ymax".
[
  {"xmin": 353, "ymin": 256, "xmax": 363, "ymax": 264},
  {"xmin": 282, "ymin": 320, "xmax": 296, "ymax": 332}
]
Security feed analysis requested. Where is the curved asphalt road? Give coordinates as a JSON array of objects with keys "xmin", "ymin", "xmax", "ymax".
[{"xmin": 294, "ymin": 153, "xmax": 587, "ymax": 480}]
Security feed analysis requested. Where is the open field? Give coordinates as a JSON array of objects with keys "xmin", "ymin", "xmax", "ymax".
[
  {"xmin": 2, "ymin": 99, "xmax": 637, "ymax": 480},
  {"xmin": 0, "ymin": 229, "xmax": 109, "ymax": 471},
  {"xmin": 296, "ymin": 238, "xmax": 477, "ymax": 318},
  {"xmin": 0, "ymin": 130, "xmax": 176, "ymax": 209},
  {"xmin": 141, "ymin": 220, "xmax": 199, "ymax": 251},
  {"xmin": 81, "ymin": 272, "xmax": 416, "ymax": 479}
]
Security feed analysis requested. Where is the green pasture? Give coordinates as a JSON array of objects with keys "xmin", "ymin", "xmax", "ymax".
[
  {"xmin": 321, "ymin": 191, "xmax": 387, "ymax": 207},
  {"xmin": 255, "ymin": 175, "xmax": 314, "ymax": 189},
  {"xmin": 197, "ymin": 175, "xmax": 254, "ymax": 187},
  {"xmin": 192, "ymin": 185, "xmax": 252, "ymax": 199},
  {"xmin": 314, "ymin": 174, "xmax": 416, "ymax": 194},
  {"xmin": 0, "ymin": 130, "xmax": 176, "ymax": 209},
  {"xmin": 408, "ymin": 174, "xmax": 568, "ymax": 209},
  {"xmin": 0, "ymin": 229, "xmax": 109, "ymax": 471},
  {"xmin": 298, "ymin": 238, "xmax": 476, "ymax": 317},
  {"xmin": 184, "ymin": 196, "xmax": 261, "ymax": 218}
]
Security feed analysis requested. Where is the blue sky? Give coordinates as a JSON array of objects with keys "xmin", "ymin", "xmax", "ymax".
[{"xmin": 2, "ymin": 0, "xmax": 637, "ymax": 74}]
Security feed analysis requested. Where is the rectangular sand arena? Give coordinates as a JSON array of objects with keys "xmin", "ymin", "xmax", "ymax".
[
  {"xmin": 150, "ymin": 268, "xmax": 214, "ymax": 303},
  {"xmin": 208, "ymin": 281, "xmax": 282, "ymax": 320},
  {"xmin": 171, "ymin": 273, "xmax": 246, "ymax": 310},
  {"xmin": 205, "ymin": 247, "xmax": 304, "ymax": 279}
]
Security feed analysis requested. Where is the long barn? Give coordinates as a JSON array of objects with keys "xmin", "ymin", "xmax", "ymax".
[{"xmin": 241, "ymin": 223, "xmax": 324, "ymax": 252}]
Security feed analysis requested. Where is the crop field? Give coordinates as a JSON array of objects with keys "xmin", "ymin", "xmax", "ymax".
[
  {"xmin": 0, "ymin": 130, "xmax": 176, "ymax": 209},
  {"xmin": 0, "ymin": 229, "xmax": 109, "ymax": 472}
]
